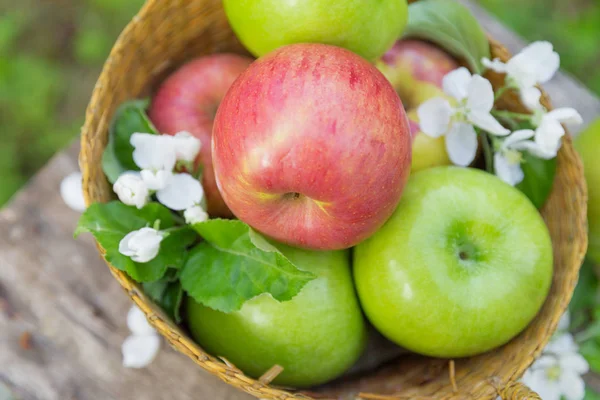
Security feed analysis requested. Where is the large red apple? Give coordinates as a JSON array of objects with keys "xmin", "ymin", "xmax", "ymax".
[
  {"xmin": 149, "ymin": 53, "xmax": 253, "ymax": 217},
  {"xmin": 212, "ymin": 44, "xmax": 412, "ymax": 250}
]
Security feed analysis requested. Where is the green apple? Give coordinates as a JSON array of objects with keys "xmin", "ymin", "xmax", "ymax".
[
  {"xmin": 187, "ymin": 246, "xmax": 367, "ymax": 387},
  {"xmin": 223, "ymin": 0, "xmax": 408, "ymax": 61},
  {"xmin": 575, "ymin": 118, "xmax": 600, "ymax": 264},
  {"xmin": 354, "ymin": 167, "xmax": 553, "ymax": 358}
]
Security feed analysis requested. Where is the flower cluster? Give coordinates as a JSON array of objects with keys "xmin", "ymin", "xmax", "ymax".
[
  {"xmin": 113, "ymin": 132, "xmax": 208, "ymax": 263},
  {"xmin": 521, "ymin": 312, "xmax": 589, "ymax": 400},
  {"xmin": 122, "ymin": 306, "xmax": 161, "ymax": 368},
  {"xmin": 418, "ymin": 41, "xmax": 582, "ymax": 186}
]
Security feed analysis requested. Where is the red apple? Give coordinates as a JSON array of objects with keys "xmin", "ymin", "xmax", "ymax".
[
  {"xmin": 149, "ymin": 53, "xmax": 254, "ymax": 217},
  {"xmin": 377, "ymin": 39, "xmax": 459, "ymax": 107},
  {"xmin": 212, "ymin": 44, "xmax": 412, "ymax": 250}
]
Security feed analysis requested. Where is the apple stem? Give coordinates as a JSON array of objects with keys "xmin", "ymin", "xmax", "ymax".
[{"xmin": 480, "ymin": 132, "xmax": 495, "ymax": 173}]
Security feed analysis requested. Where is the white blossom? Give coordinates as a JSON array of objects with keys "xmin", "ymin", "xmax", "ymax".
[
  {"xmin": 526, "ymin": 108, "xmax": 583, "ymax": 158},
  {"xmin": 494, "ymin": 129, "xmax": 534, "ymax": 186},
  {"xmin": 140, "ymin": 169, "xmax": 172, "ymax": 191},
  {"xmin": 113, "ymin": 172, "xmax": 149, "ymax": 209},
  {"xmin": 131, "ymin": 133, "xmax": 177, "ymax": 171},
  {"xmin": 522, "ymin": 333, "xmax": 588, "ymax": 400},
  {"xmin": 172, "ymin": 131, "xmax": 202, "ymax": 163},
  {"xmin": 156, "ymin": 173, "xmax": 204, "ymax": 211},
  {"xmin": 60, "ymin": 172, "xmax": 86, "ymax": 212},
  {"xmin": 118, "ymin": 227, "xmax": 164, "ymax": 263},
  {"xmin": 417, "ymin": 67, "xmax": 509, "ymax": 166},
  {"xmin": 122, "ymin": 334, "xmax": 161, "ymax": 369},
  {"xmin": 122, "ymin": 306, "xmax": 161, "ymax": 369},
  {"xmin": 184, "ymin": 205, "xmax": 209, "ymax": 225},
  {"xmin": 483, "ymin": 41, "xmax": 560, "ymax": 110},
  {"xmin": 127, "ymin": 305, "xmax": 157, "ymax": 336}
]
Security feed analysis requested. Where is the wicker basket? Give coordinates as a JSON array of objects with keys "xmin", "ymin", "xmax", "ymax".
[{"xmin": 80, "ymin": 0, "xmax": 588, "ymax": 398}]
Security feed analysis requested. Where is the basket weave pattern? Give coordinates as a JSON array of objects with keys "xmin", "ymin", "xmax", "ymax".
[{"xmin": 80, "ymin": 0, "xmax": 588, "ymax": 398}]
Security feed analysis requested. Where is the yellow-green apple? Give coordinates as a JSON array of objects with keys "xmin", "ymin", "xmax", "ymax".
[
  {"xmin": 187, "ymin": 245, "xmax": 367, "ymax": 388},
  {"xmin": 212, "ymin": 44, "xmax": 412, "ymax": 250},
  {"xmin": 149, "ymin": 54, "xmax": 253, "ymax": 218},
  {"xmin": 354, "ymin": 167, "xmax": 553, "ymax": 357},
  {"xmin": 406, "ymin": 109, "xmax": 451, "ymax": 171},
  {"xmin": 223, "ymin": 0, "xmax": 408, "ymax": 61},
  {"xmin": 376, "ymin": 39, "xmax": 459, "ymax": 172},
  {"xmin": 575, "ymin": 118, "xmax": 600, "ymax": 264}
]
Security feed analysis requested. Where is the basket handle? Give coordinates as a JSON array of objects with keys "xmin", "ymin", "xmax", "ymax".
[{"xmin": 498, "ymin": 380, "xmax": 541, "ymax": 400}]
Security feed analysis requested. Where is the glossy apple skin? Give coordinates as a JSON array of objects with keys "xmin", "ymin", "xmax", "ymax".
[
  {"xmin": 223, "ymin": 0, "xmax": 408, "ymax": 61},
  {"xmin": 187, "ymin": 245, "xmax": 367, "ymax": 388},
  {"xmin": 354, "ymin": 167, "xmax": 553, "ymax": 358},
  {"xmin": 212, "ymin": 44, "xmax": 412, "ymax": 250},
  {"xmin": 575, "ymin": 118, "xmax": 600, "ymax": 264},
  {"xmin": 149, "ymin": 54, "xmax": 253, "ymax": 218}
]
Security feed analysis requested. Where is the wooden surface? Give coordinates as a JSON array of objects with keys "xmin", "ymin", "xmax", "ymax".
[{"xmin": 1, "ymin": 2, "xmax": 599, "ymax": 400}]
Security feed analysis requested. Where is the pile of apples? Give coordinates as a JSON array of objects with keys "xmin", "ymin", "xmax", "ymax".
[{"xmin": 147, "ymin": 0, "xmax": 553, "ymax": 387}]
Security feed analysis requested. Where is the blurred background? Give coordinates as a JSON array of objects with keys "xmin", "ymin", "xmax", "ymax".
[{"xmin": 0, "ymin": 0, "xmax": 599, "ymax": 206}]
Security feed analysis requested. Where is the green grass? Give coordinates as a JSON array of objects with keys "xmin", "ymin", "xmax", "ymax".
[{"xmin": 0, "ymin": 0, "xmax": 599, "ymax": 206}]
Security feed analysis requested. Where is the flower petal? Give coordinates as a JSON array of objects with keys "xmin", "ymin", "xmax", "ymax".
[
  {"xmin": 445, "ymin": 123, "xmax": 478, "ymax": 167},
  {"xmin": 467, "ymin": 75, "xmax": 495, "ymax": 113},
  {"xmin": 172, "ymin": 131, "xmax": 202, "ymax": 163},
  {"xmin": 442, "ymin": 67, "xmax": 472, "ymax": 101},
  {"xmin": 514, "ymin": 140, "xmax": 557, "ymax": 159},
  {"xmin": 559, "ymin": 371, "xmax": 586, "ymax": 400},
  {"xmin": 127, "ymin": 306, "xmax": 156, "ymax": 336},
  {"xmin": 156, "ymin": 173, "xmax": 204, "ymax": 211},
  {"xmin": 184, "ymin": 205, "xmax": 209, "ymax": 225},
  {"xmin": 122, "ymin": 334, "xmax": 161, "ymax": 369},
  {"xmin": 503, "ymin": 129, "xmax": 535, "ymax": 149},
  {"xmin": 113, "ymin": 172, "xmax": 149, "ymax": 209},
  {"xmin": 494, "ymin": 153, "xmax": 524, "ymax": 186},
  {"xmin": 468, "ymin": 111, "xmax": 510, "ymax": 136},
  {"xmin": 131, "ymin": 133, "xmax": 177, "ymax": 171},
  {"xmin": 523, "ymin": 369, "xmax": 561, "ymax": 400},
  {"xmin": 119, "ymin": 231, "xmax": 138, "ymax": 257},
  {"xmin": 546, "ymin": 333, "xmax": 578, "ymax": 355},
  {"xmin": 140, "ymin": 169, "xmax": 173, "ymax": 191},
  {"xmin": 560, "ymin": 353, "xmax": 589, "ymax": 375},
  {"xmin": 482, "ymin": 57, "xmax": 508, "ymax": 73},
  {"xmin": 530, "ymin": 355, "xmax": 557, "ymax": 370},
  {"xmin": 546, "ymin": 108, "xmax": 583, "ymax": 125},
  {"xmin": 521, "ymin": 87, "xmax": 543, "ymax": 111},
  {"xmin": 119, "ymin": 227, "xmax": 163, "ymax": 263},
  {"xmin": 417, "ymin": 98, "xmax": 453, "ymax": 138},
  {"xmin": 508, "ymin": 41, "xmax": 559, "ymax": 86},
  {"xmin": 60, "ymin": 172, "xmax": 86, "ymax": 212}
]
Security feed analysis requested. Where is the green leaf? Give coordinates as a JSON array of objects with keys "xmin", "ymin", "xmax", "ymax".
[
  {"xmin": 110, "ymin": 99, "xmax": 158, "ymax": 171},
  {"xmin": 516, "ymin": 153, "xmax": 557, "ymax": 209},
  {"xmin": 580, "ymin": 339, "xmax": 600, "ymax": 374},
  {"xmin": 570, "ymin": 258, "xmax": 599, "ymax": 329},
  {"xmin": 180, "ymin": 219, "xmax": 316, "ymax": 313},
  {"xmin": 585, "ymin": 387, "xmax": 600, "ymax": 400},
  {"xmin": 101, "ymin": 135, "xmax": 126, "ymax": 184},
  {"xmin": 404, "ymin": 0, "xmax": 490, "ymax": 73},
  {"xmin": 143, "ymin": 279, "xmax": 185, "ymax": 323},
  {"xmin": 75, "ymin": 202, "xmax": 197, "ymax": 282}
]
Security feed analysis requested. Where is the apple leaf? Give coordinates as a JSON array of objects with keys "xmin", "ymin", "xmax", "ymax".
[
  {"xmin": 570, "ymin": 258, "xmax": 599, "ymax": 330},
  {"xmin": 585, "ymin": 388, "xmax": 600, "ymax": 400},
  {"xmin": 108, "ymin": 99, "xmax": 159, "ymax": 174},
  {"xmin": 180, "ymin": 219, "xmax": 316, "ymax": 313},
  {"xmin": 75, "ymin": 201, "xmax": 197, "ymax": 282},
  {"xmin": 516, "ymin": 153, "xmax": 557, "ymax": 209},
  {"xmin": 143, "ymin": 278, "xmax": 184, "ymax": 323},
  {"xmin": 580, "ymin": 339, "xmax": 600, "ymax": 375},
  {"xmin": 404, "ymin": 0, "xmax": 490, "ymax": 74},
  {"xmin": 102, "ymin": 134, "xmax": 126, "ymax": 184}
]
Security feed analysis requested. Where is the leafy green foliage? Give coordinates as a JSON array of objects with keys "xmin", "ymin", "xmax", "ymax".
[
  {"xmin": 75, "ymin": 202, "xmax": 197, "ymax": 282},
  {"xmin": 404, "ymin": 0, "xmax": 490, "ymax": 73},
  {"xmin": 143, "ymin": 277, "xmax": 185, "ymax": 323},
  {"xmin": 516, "ymin": 153, "xmax": 557, "ymax": 209},
  {"xmin": 570, "ymin": 258, "xmax": 599, "ymax": 330},
  {"xmin": 101, "ymin": 99, "xmax": 157, "ymax": 182},
  {"xmin": 180, "ymin": 219, "xmax": 316, "ymax": 313},
  {"xmin": 586, "ymin": 387, "xmax": 600, "ymax": 400}
]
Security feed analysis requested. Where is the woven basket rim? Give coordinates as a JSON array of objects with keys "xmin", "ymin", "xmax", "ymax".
[{"xmin": 79, "ymin": 1, "xmax": 588, "ymax": 398}]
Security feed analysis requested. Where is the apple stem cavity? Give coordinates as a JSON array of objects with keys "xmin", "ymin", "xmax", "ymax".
[{"xmin": 283, "ymin": 192, "xmax": 302, "ymax": 200}]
